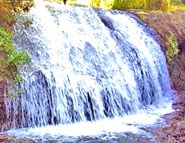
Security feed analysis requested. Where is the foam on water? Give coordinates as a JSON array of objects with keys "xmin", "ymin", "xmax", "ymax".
[
  {"xmin": 7, "ymin": 100, "xmax": 172, "ymax": 141},
  {"xmin": 4, "ymin": 0, "xmax": 173, "ymax": 141}
]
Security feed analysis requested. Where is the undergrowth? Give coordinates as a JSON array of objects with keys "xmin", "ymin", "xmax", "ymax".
[
  {"xmin": 166, "ymin": 34, "xmax": 179, "ymax": 62},
  {"xmin": 0, "ymin": 27, "xmax": 30, "ymax": 90}
]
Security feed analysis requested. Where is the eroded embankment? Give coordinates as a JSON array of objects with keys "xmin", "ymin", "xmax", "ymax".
[
  {"xmin": 141, "ymin": 10, "xmax": 185, "ymax": 91},
  {"xmin": 140, "ymin": 10, "xmax": 185, "ymax": 143}
]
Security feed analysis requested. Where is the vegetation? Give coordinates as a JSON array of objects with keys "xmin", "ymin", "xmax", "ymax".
[
  {"xmin": 0, "ymin": 0, "xmax": 184, "ymax": 93},
  {"xmin": 166, "ymin": 34, "xmax": 179, "ymax": 62},
  {"xmin": 0, "ymin": 27, "xmax": 30, "ymax": 88},
  {"xmin": 88, "ymin": 0, "xmax": 171, "ymax": 11},
  {"xmin": 0, "ymin": 0, "xmax": 34, "ymax": 27},
  {"xmin": 42, "ymin": 0, "xmax": 173, "ymax": 11},
  {"xmin": 45, "ymin": 0, "xmax": 76, "ymax": 4},
  {"xmin": 90, "ymin": 0, "xmax": 101, "ymax": 7},
  {"xmin": 44, "ymin": 0, "xmax": 185, "ymax": 12},
  {"xmin": 0, "ymin": 0, "xmax": 33, "ymax": 96}
]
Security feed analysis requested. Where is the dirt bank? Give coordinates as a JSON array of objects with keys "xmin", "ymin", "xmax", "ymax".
[
  {"xmin": 140, "ymin": 10, "xmax": 185, "ymax": 143},
  {"xmin": 141, "ymin": 10, "xmax": 185, "ymax": 91}
]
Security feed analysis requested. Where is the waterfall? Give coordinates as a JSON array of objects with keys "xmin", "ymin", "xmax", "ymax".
[{"xmin": 6, "ymin": 1, "xmax": 172, "ymax": 131}]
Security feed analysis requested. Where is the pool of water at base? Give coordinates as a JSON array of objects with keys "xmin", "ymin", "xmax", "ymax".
[{"xmin": 5, "ymin": 102, "xmax": 172, "ymax": 143}]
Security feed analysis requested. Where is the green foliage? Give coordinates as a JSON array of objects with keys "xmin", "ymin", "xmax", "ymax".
[
  {"xmin": 112, "ymin": 0, "xmax": 134, "ymax": 9},
  {"xmin": 0, "ymin": 0, "xmax": 34, "ymax": 26},
  {"xmin": 0, "ymin": 27, "xmax": 30, "ymax": 87},
  {"xmin": 172, "ymin": 0, "xmax": 185, "ymax": 5},
  {"xmin": 90, "ymin": 0, "xmax": 101, "ymax": 7},
  {"xmin": 166, "ymin": 34, "xmax": 179, "ymax": 62},
  {"xmin": 111, "ymin": 0, "xmax": 171, "ymax": 11},
  {"xmin": 102, "ymin": 0, "xmax": 113, "ymax": 8},
  {"xmin": 88, "ymin": 0, "xmax": 171, "ymax": 11},
  {"xmin": 45, "ymin": 0, "xmax": 171, "ymax": 11}
]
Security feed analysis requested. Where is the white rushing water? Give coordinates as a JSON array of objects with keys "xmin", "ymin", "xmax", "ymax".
[
  {"xmin": 5, "ymin": 0, "xmax": 173, "ymax": 141},
  {"xmin": 7, "ymin": 102, "xmax": 172, "ymax": 141}
]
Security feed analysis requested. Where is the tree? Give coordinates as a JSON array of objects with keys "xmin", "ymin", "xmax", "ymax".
[{"xmin": 111, "ymin": 0, "xmax": 170, "ymax": 11}]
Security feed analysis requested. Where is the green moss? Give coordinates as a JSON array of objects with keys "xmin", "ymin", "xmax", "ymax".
[
  {"xmin": 0, "ymin": 27, "xmax": 30, "ymax": 88},
  {"xmin": 166, "ymin": 34, "xmax": 179, "ymax": 62}
]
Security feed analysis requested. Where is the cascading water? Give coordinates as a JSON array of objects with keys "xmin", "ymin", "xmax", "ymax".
[{"xmin": 5, "ymin": 0, "xmax": 173, "ymax": 141}]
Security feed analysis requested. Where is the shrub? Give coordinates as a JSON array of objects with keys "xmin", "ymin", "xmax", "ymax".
[
  {"xmin": 90, "ymin": 0, "xmax": 101, "ymax": 7},
  {"xmin": 0, "ymin": 27, "xmax": 30, "ymax": 87},
  {"xmin": 166, "ymin": 34, "xmax": 179, "ymax": 62},
  {"xmin": 106, "ymin": 0, "xmax": 170, "ymax": 11}
]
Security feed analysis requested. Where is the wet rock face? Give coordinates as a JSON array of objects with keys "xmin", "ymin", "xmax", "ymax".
[
  {"xmin": 0, "ymin": 82, "xmax": 11, "ymax": 131},
  {"xmin": 0, "ymin": 96, "xmax": 22, "ymax": 132},
  {"xmin": 149, "ymin": 91, "xmax": 185, "ymax": 143},
  {"xmin": 0, "ymin": 96, "xmax": 8, "ymax": 131},
  {"xmin": 170, "ymin": 49, "xmax": 185, "ymax": 91}
]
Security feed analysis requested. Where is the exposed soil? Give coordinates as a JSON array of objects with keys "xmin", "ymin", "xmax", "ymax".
[
  {"xmin": 141, "ymin": 10, "xmax": 185, "ymax": 143},
  {"xmin": 0, "ymin": 134, "xmax": 34, "ymax": 143},
  {"xmin": 155, "ymin": 92, "xmax": 185, "ymax": 143},
  {"xmin": 141, "ymin": 10, "xmax": 185, "ymax": 91}
]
